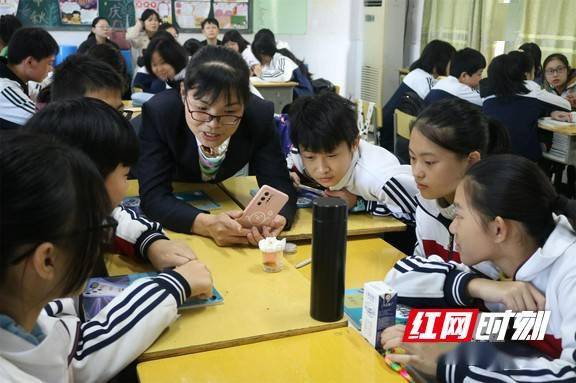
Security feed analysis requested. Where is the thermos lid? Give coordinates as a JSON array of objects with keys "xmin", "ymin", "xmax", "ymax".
[{"xmin": 312, "ymin": 197, "xmax": 347, "ymax": 222}]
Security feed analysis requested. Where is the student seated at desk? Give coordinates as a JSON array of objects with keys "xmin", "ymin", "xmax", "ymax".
[
  {"xmin": 286, "ymin": 92, "xmax": 418, "ymax": 222},
  {"xmin": 383, "ymin": 99, "xmax": 510, "ymax": 296},
  {"xmin": 222, "ymin": 29, "xmax": 261, "ymax": 77},
  {"xmin": 424, "ymin": 47, "xmax": 484, "ymax": 107},
  {"xmin": 51, "ymin": 54, "xmax": 124, "ymax": 111},
  {"xmin": 543, "ymin": 53, "xmax": 576, "ymax": 110},
  {"xmin": 27, "ymin": 98, "xmax": 199, "ymax": 270},
  {"xmin": 0, "ymin": 27, "xmax": 57, "ymax": 129},
  {"xmin": 251, "ymin": 28, "xmax": 314, "ymax": 98},
  {"xmin": 76, "ymin": 17, "xmax": 119, "ymax": 54},
  {"xmin": 133, "ymin": 31, "xmax": 187, "ymax": 94},
  {"xmin": 138, "ymin": 46, "xmax": 297, "ymax": 246},
  {"xmin": 482, "ymin": 51, "xmax": 571, "ymax": 162},
  {"xmin": 382, "ymin": 155, "xmax": 576, "ymax": 382},
  {"xmin": 0, "ymin": 132, "xmax": 212, "ymax": 382},
  {"xmin": 200, "ymin": 17, "xmax": 222, "ymax": 46},
  {"xmin": 381, "ymin": 40, "xmax": 455, "ymax": 152}
]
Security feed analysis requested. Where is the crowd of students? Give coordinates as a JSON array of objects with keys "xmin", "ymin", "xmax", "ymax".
[{"xmin": 1, "ymin": 11, "xmax": 576, "ymax": 382}]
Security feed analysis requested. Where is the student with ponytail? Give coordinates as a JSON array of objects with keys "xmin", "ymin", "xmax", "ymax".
[
  {"xmin": 384, "ymin": 98, "xmax": 510, "ymax": 306},
  {"xmin": 382, "ymin": 154, "xmax": 576, "ymax": 382},
  {"xmin": 483, "ymin": 50, "xmax": 571, "ymax": 161}
]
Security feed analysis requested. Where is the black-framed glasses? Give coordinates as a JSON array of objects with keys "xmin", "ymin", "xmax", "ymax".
[
  {"xmin": 9, "ymin": 216, "xmax": 118, "ymax": 265},
  {"xmin": 183, "ymin": 96, "xmax": 242, "ymax": 126},
  {"xmin": 545, "ymin": 66, "xmax": 567, "ymax": 76}
]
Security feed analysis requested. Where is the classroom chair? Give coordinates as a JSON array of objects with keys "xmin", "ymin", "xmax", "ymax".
[
  {"xmin": 55, "ymin": 45, "xmax": 78, "ymax": 66},
  {"xmin": 121, "ymin": 50, "xmax": 133, "ymax": 77},
  {"xmin": 393, "ymin": 109, "xmax": 416, "ymax": 156},
  {"xmin": 356, "ymin": 99, "xmax": 382, "ymax": 144}
]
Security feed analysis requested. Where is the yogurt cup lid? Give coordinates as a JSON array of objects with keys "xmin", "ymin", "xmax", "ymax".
[{"xmin": 258, "ymin": 237, "xmax": 286, "ymax": 252}]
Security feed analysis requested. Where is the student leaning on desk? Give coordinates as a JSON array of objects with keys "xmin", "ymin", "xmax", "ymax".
[{"xmin": 137, "ymin": 45, "xmax": 297, "ymax": 246}]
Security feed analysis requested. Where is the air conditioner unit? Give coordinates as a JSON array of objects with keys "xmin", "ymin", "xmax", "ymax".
[{"xmin": 361, "ymin": 0, "xmax": 407, "ymax": 106}]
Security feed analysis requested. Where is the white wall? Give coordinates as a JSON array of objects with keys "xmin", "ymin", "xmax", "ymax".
[{"xmin": 48, "ymin": 0, "xmax": 363, "ymax": 98}]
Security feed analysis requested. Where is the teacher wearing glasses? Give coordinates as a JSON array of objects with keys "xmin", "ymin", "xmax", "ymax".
[{"xmin": 138, "ymin": 46, "xmax": 296, "ymax": 246}]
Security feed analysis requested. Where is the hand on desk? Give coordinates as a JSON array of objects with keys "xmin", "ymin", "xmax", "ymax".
[
  {"xmin": 381, "ymin": 324, "xmax": 456, "ymax": 377},
  {"xmin": 174, "ymin": 260, "xmax": 213, "ymax": 299},
  {"xmin": 147, "ymin": 239, "xmax": 198, "ymax": 270},
  {"xmin": 193, "ymin": 212, "xmax": 252, "ymax": 246},
  {"xmin": 246, "ymin": 215, "xmax": 287, "ymax": 246}
]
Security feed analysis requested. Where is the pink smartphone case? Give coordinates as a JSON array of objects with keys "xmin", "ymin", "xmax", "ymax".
[{"xmin": 237, "ymin": 185, "xmax": 289, "ymax": 227}]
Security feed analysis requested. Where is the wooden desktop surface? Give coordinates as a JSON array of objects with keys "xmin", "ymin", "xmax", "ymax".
[
  {"xmin": 136, "ymin": 327, "xmax": 405, "ymax": 383},
  {"xmin": 126, "ymin": 180, "xmax": 241, "ymax": 214},
  {"xmin": 251, "ymin": 80, "xmax": 299, "ymax": 88},
  {"xmin": 105, "ymin": 233, "xmax": 346, "ymax": 361},
  {"xmin": 219, "ymin": 176, "xmax": 406, "ymax": 240},
  {"xmin": 285, "ymin": 236, "xmax": 405, "ymax": 289}
]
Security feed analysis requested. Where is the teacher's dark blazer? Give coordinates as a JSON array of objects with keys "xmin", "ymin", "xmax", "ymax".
[{"xmin": 137, "ymin": 89, "xmax": 297, "ymax": 233}]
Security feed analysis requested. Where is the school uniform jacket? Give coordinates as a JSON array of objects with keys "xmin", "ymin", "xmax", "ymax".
[
  {"xmin": 0, "ymin": 271, "xmax": 191, "ymax": 383},
  {"xmin": 381, "ymin": 68, "xmax": 436, "ymax": 149},
  {"xmin": 287, "ymin": 139, "xmax": 418, "ymax": 222},
  {"xmin": 138, "ymin": 89, "xmax": 297, "ymax": 233},
  {"xmin": 0, "ymin": 58, "xmax": 35, "ymax": 129},
  {"xmin": 260, "ymin": 52, "xmax": 313, "ymax": 98},
  {"xmin": 434, "ymin": 216, "xmax": 576, "ymax": 382},
  {"xmin": 482, "ymin": 80, "xmax": 571, "ymax": 161},
  {"xmin": 111, "ymin": 205, "xmax": 167, "ymax": 261},
  {"xmin": 424, "ymin": 75, "xmax": 482, "ymax": 106},
  {"xmin": 384, "ymin": 195, "xmax": 500, "ymax": 307}
]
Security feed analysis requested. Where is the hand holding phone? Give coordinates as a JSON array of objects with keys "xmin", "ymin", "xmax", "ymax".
[{"xmin": 236, "ymin": 185, "xmax": 288, "ymax": 228}]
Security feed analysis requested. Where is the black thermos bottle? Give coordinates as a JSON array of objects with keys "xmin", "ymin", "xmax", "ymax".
[{"xmin": 310, "ymin": 197, "xmax": 347, "ymax": 322}]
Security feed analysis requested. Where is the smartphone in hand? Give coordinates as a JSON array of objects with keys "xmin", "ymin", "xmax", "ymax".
[{"xmin": 236, "ymin": 185, "xmax": 288, "ymax": 228}]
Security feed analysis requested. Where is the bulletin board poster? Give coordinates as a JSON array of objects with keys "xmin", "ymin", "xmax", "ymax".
[
  {"xmin": 173, "ymin": 0, "xmax": 209, "ymax": 29},
  {"xmin": 134, "ymin": 0, "xmax": 172, "ymax": 23},
  {"xmin": 0, "ymin": 0, "xmax": 19, "ymax": 15},
  {"xmin": 213, "ymin": 0, "xmax": 248, "ymax": 30},
  {"xmin": 59, "ymin": 0, "xmax": 98, "ymax": 25}
]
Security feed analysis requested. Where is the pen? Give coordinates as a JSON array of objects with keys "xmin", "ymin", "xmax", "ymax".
[{"xmin": 295, "ymin": 258, "xmax": 311, "ymax": 268}]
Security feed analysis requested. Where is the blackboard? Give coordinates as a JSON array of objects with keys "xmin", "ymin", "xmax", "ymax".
[{"xmin": 15, "ymin": 0, "xmax": 250, "ymax": 31}]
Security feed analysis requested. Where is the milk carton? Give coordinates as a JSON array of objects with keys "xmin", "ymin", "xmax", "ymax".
[{"xmin": 360, "ymin": 281, "xmax": 397, "ymax": 350}]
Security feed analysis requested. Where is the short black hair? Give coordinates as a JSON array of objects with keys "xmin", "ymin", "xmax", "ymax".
[
  {"xmin": 0, "ymin": 130, "xmax": 110, "ymax": 295},
  {"xmin": 0, "ymin": 14, "xmax": 22, "ymax": 46},
  {"xmin": 144, "ymin": 32, "xmax": 188, "ymax": 78},
  {"xmin": 24, "ymin": 98, "xmax": 139, "ymax": 178},
  {"xmin": 183, "ymin": 38, "xmax": 202, "ymax": 57},
  {"xmin": 51, "ymin": 54, "xmax": 123, "ymax": 101},
  {"xmin": 518, "ymin": 42, "xmax": 542, "ymax": 79},
  {"xmin": 184, "ymin": 45, "xmax": 250, "ymax": 106},
  {"xmin": 449, "ymin": 48, "xmax": 486, "ymax": 78},
  {"xmin": 158, "ymin": 22, "xmax": 178, "ymax": 34},
  {"xmin": 409, "ymin": 39, "xmax": 455, "ymax": 76},
  {"xmin": 487, "ymin": 51, "xmax": 532, "ymax": 97},
  {"xmin": 289, "ymin": 92, "xmax": 358, "ymax": 153},
  {"xmin": 222, "ymin": 30, "xmax": 249, "ymax": 52},
  {"xmin": 251, "ymin": 31, "xmax": 276, "ymax": 60},
  {"xmin": 201, "ymin": 17, "xmax": 219, "ymax": 29},
  {"xmin": 85, "ymin": 43, "xmax": 126, "ymax": 77},
  {"xmin": 140, "ymin": 9, "xmax": 160, "ymax": 23},
  {"xmin": 6, "ymin": 27, "xmax": 59, "ymax": 65}
]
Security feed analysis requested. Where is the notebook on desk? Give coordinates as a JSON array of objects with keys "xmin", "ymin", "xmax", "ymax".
[{"xmin": 82, "ymin": 272, "xmax": 223, "ymax": 320}]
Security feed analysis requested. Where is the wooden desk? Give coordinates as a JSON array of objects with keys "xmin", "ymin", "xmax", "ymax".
[
  {"xmin": 252, "ymin": 80, "xmax": 298, "ymax": 113},
  {"xmin": 538, "ymin": 118, "xmax": 576, "ymax": 166},
  {"xmin": 219, "ymin": 176, "xmax": 406, "ymax": 241},
  {"xmin": 122, "ymin": 100, "xmax": 142, "ymax": 119},
  {"xmin": 136, "ymin": 327, "xmax": 404, "ymax": 383},
  {"xmin": 105, "ymin": 234, "xmax": 346, "ymax": 361},
  {"xmin": 126, "ymin": 180, "xmax": 241, "ymax": 214},
  {"xmin": 285, "ymin": 237, "xmax": 405, "ymax": 289}
]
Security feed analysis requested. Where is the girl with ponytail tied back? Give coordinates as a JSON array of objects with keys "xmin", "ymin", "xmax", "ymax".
[{"xmin": 381, "ymin": 154, "xmax": 576, "ymax": 381}]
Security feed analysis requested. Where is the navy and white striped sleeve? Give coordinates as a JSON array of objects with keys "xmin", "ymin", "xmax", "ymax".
[
  {"xmin": 0, "ymin": 84, "xmax": 36, "ymax": 126},
  {"xmin": 437, "ymin": 277, "xmax": 576, "ymax": 382},
  {"xmin": 112, "ymin": 205, "xmax": 168, "ymax": 261},
  {"xmin": 369, "ymin": 166, "xmax": 418, "ymax": 223},
  {"xmin": 384, "ymin": 254, "xmax": 482, "ymax": 308},
  {"xmin": 260, "ymin": 55, "xmax": 298, "ymax": 82},
  {"xmin": 71, "ymin": 271, "xmax": 190, "ymax": 382}
]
